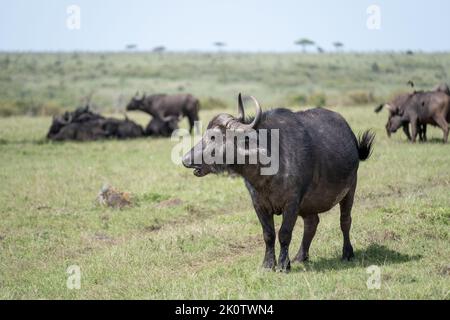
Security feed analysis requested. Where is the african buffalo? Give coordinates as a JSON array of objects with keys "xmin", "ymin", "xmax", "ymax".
[
  {"xmin": 386, "ymin": 91, "xmax": 450, "ymax": 143},
  {"xmin": 376, "ymin": 83, "xmax": 450, "ymax": 141},
  {"xmin": 126, "ymin": 93, "xmax": 200, "ymax": 133},
  {"xmin": 47, "ymin": 107, "xmax": 144, "ymax": 141},
  {"xmin": 182, "ymin": 94, "xmax": 374, "ymax": 272},
  {"xmin": 374, "ymin": 92, "xmax": 420, "ymax": 140},
  {"xmin": 433, "ymin": 83, "xmax": 450, "ymax": 95},
  {"xmin": 145, "ymin": 116, "xmax": 179, "ymax": 137}
]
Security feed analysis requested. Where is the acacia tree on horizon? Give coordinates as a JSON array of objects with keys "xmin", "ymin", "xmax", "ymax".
[
  {"xmin": 333, "ymin": 41, "xmax": 344, "ymax": 52},
  {"xmin": 213, "ymin": 42, "xmax": 226, "ymax": 52},
  {"xmin": 295, "ymin": 38, "xmax": 315, "ymax": 53}
]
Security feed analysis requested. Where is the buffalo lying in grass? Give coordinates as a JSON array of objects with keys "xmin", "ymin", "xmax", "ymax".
[
  {"xmin": 47, "ymin": 106, "xmax": 144, "ymax": 141},
  {"xmin": 145, "ymin": 116, "xmax": 179, "ymax": 137},
  {"xmin": 127, "ymin": 93, "xmax": 200, "ymax": 134},
  {"xmin": 182, "ymin": 94, "xmax": 374, "ymax": 272}
]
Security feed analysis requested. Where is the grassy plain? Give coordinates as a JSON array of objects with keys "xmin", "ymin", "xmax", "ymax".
[{"xmin": 0, "ymin": 52, "xmax": 449, "ymax": 299}]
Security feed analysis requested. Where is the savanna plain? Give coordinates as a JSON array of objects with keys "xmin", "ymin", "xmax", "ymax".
[{"xmin": 0, "ymin": 52, "xmax": 449, "ymax": 299}]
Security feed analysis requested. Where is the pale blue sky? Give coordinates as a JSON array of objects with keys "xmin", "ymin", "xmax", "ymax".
[{"xmin": 1, "ymin": 0, "xmax": 449, "ymax": 52}]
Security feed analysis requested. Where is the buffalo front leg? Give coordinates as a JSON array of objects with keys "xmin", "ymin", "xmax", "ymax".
[
  {"xmin": 422, "ymin": 124, "xmax": 427, "ymax": 142},
  {"xmin": 293, "ymin": 214, "xmax": 319, "ymax": 263},
  {"xmin": 410, "ymin": 118, "xmax": 418, "ymax": 143},
  {"xmin": 402, "ymin": 123, "xmax": 412, "ymax": 141},
  {"xmin": 256, "ymin": 210, "xmax": 276, "ymax": 270},
  {"xmin": 277, "ymin": 203, "xmax": 300, "ymax": 272},
  {"xmin": 339, "ymin": 182, "xmax": 356, "ymax": 261}
]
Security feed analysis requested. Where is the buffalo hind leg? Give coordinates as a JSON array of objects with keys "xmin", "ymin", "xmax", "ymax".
[
  {"xmin": 422, "ymin": 124, "xmax": 427, "ymax": 142},
  {"xmin": 293, "ymin": 214, "xmax": 319, "ymax": 263},
  {"xmin": 433, "ymin": 115, "xmax": 449, "ymax": 143},
  {"xmin": 340, "ymin": 182, "xmax": 356, "ymax": 261}
]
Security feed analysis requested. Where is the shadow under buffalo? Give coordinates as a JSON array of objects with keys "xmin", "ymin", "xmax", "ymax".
[{"xmin": 293, "ymin": 244, "xmax": 422, "ymax": 273}]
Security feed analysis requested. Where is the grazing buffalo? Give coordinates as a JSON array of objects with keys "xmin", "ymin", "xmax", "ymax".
[
  {"xmin": 126, "ymin": 93, "xmax": 200, "ymax": 133},
  {"xmin": 376, "ymin": 83, "xmax": 450, "ymax": 141},
  {"xmin": 47, "ymin": 106, "xmax": 144, "ymax": 141},
  {"xmin": 386, "ymin": 91, "xmax": 450, "ymax": 143},
  {"xmin": 374, "ymin": 92, "xmax": 421, "ymax": 140},
  {"xmin": 433, "ymin": 83, "xmax": 450, "ymax": 96},
  {"xmin": 182, "ymin": 94, "xmax": 374, "ymax": 272}
]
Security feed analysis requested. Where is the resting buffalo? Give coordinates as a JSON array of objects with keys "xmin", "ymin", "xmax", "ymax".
[
  {"xmin": 386, "ymin": 91, "xmax": 450, "ymax": 143},
  {"xmin": 126, "ymin": 93, "xmax": 200, "ymax": 133},
  {"xmin": 47, "ymin": 106, "xmax": 103, "ymax": 139},
  {"xmin": 47, "ymin": 107, "xmax": 144, "ymax": 141},
  {"xmin": 182, "ymin": 94, "xmax": 374, "ymax": 272},
  {"xmin": 145, "ymin": 116, "xmax": 179, "ymax": 137}
]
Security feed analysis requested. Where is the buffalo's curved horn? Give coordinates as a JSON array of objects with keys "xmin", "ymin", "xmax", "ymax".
[
  {"xmin": 374, "ymin": 104, "xmax": 384, "ymax": 113},
  {"xmin": 385, "ymin": 103, "xmax": 394, "ymax": 111},
  {"xmin": 237, "ymin": 93, "xmax": 245, "ymax": 120},
  {"xmin": 235, "ymin": 94, "xmax": 262, "ymax": 130}
]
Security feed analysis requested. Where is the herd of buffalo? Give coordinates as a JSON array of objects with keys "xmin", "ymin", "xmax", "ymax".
[
  {"xmin": 376, "ymin": 82, "xmax": 450, "ymax": 143},
  {"xmin": 45, "ymin": 82, "xmax": 449, "ymax": 272},
  {"xmin": 47, "ymin": 83, "xmax": 450, "ymax": 144},
  {"xmin": 47, "ymin": 93, "xmax": 200, "ymax": 141}
]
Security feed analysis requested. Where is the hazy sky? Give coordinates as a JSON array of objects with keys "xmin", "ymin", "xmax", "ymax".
[{"xmin": 1, "ymin": 0, "xmax": 450, "ymax": 52}]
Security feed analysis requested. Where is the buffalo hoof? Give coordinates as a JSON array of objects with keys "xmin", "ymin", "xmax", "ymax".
[
  {"xmin": 342, "ymin": 246, "xmax": 354, "ymax": 261},
  {"xmin": 276, "ymin": 260, "xmax": 291, "ymax": 273},
  {"xmin": 293, "ymin": 253, "xmax": 309, "ymax": 263},
  {"xmin": 262, "ymin": 259, "xmax": 276, "ymax": 271}
]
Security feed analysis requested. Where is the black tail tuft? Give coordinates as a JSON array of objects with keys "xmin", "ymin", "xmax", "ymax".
[{"xmin": 357, "ymin": 130, "xmax": 375, "ymax": 161}]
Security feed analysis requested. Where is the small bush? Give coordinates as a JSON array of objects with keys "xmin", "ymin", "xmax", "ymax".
[
  {"xmin": 200, "ymin": 97, "xmax": 228, "ymax": 110},
  {"xmin": 371, "ymin": 62, "xmax": 380, "ymax": 72},
  {"xmin": 287, "ymin": 94, "xmax": 308, "ymax": 106},
  {"xmin": 347, "ymin": 90, "xmax": 375, "ymax": 105},
  {"xmin": 0, "ymin": 102, "xmax": 20, "ymax": 117},
  {"xmin": 307, "ymin": 92, "xmax": 327, "ymax": 107},
  {"xmin": 0, "ymin": 100, "xmax": 62, "ymax": 117}
]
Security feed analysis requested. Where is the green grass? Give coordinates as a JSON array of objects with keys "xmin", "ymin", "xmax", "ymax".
[
  {"xmin": 0, "ymin": 105, "xmax": 449, "ymax": 299},
  {"xmin": 1, "ymin": 52, "xmax": 450, "ymax": 115}
]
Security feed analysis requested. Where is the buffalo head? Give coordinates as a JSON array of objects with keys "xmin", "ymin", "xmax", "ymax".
[
  {"xmin": 385, "ymin": 115, "xmax": 404, "ymax": 136},
  {"xmin": 47, "ymin": 112, "xmax": 72, "ymax": 138},
  {"xmin": 126, "ymin": 92, "xmax": 146, "ymax": 111},
  {"xmin": 182, "ymin": 93, "xmax": 262, "ymax": 177}
]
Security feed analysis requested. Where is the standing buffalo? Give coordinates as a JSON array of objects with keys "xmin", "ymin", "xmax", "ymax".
[
  {"xmin": 433, "ymin": 83, "xmax": 450, "ymax": 95},
  {"xmin": 127, "ymin": 93, "xmax": 200, "ymax": 134},
  {"xmin": 182, "ymin": 94, "xmax": 374, "ymax": 272},
  {"xmin": 386, "ymin": 91, "xmax": 450, "ymax": 143},
  {"xmin": 376, "ymin": 83, "xmax": 450, "ymax": 141},
  {"xmin": 375, "ymin": 92, "xmax": 420, "ymax": 140}
]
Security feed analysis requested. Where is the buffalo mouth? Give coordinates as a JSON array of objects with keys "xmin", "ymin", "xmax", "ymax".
[{"xmin": 192, "ymin": 165, "xmax": 211, "ymax": 177}]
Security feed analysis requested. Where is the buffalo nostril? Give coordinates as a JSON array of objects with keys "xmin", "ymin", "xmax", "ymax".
[{"xmin": 182, "ymin": 152, "xmax": 192, "ymax": 168}]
